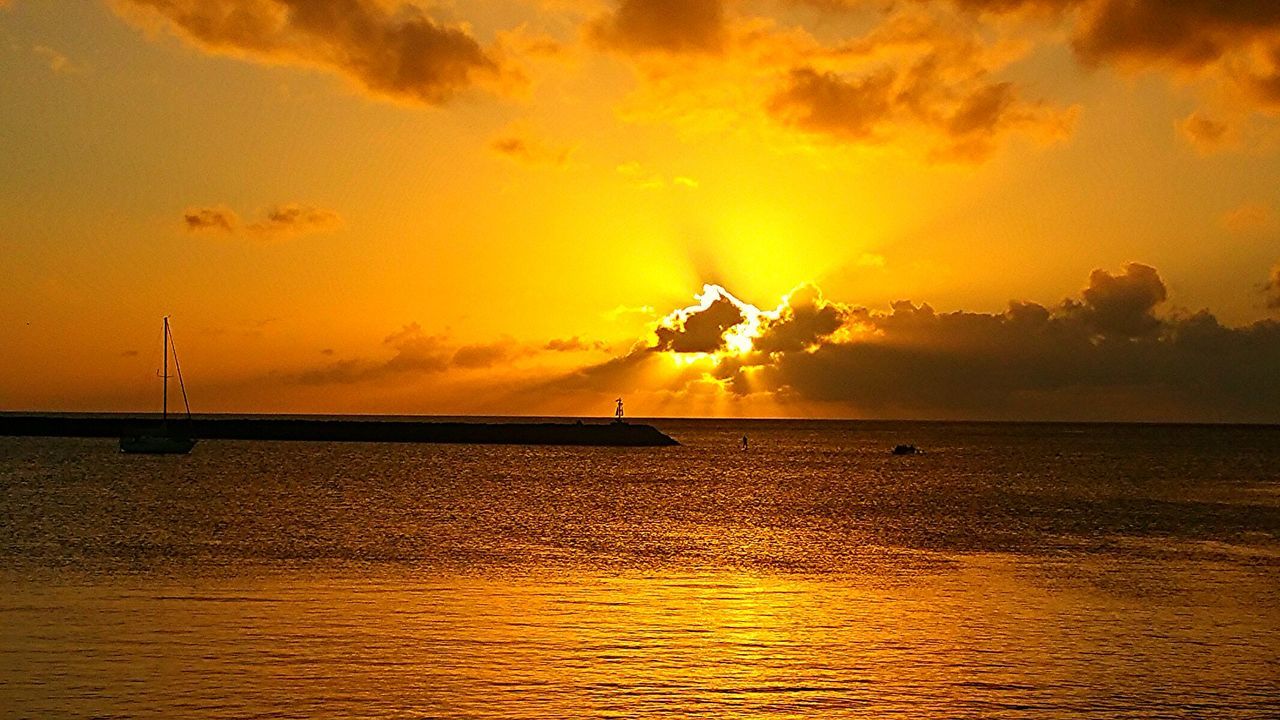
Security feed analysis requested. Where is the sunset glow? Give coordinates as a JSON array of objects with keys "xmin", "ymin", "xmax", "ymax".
[{"xmin": 2, "ymin": 0, "xmax": 1279, "ymax": 421}]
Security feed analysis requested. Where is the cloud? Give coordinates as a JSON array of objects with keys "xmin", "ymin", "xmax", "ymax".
[
  {"xmin": 113, "ymin": 0, "xmax": 509, "ymax": 105},
  {"xmin": 490, "ymin": 127, "xmax": 572, "ymax": 166},
  {"xmin": 1069, "ymin": 262, "xmax": 1167, "ymax": 339},
  {"xmin": 904, "ymin": 0, "xmax": 1280, "ymax": 76},
  {"xmin": 538, "ymin": 262, "xmax": 1280, "ymax": 421},
  {"xmin": 753, "ymin": 284, "xmax": 849, "ymax": 353},
  {"xmin": 1068, "ymin": 0, "xmax": 1280, "ymax": 72},
  {"xmin": 615, "ymin": 161, "xmax": 699, "ymax": 189},
  {"xmin": 289, "ymin": 329, "xmax": 594, "ymax": 386},
  {"xmin": 792, "ymin": 0, "xmax": 1280, "ymax": 145},
  {"xmin": 452, "ymin": 340, "xmax": 520, "ymax": 369},
  {"xmin": 768, "ymin": 62, "xmax": 1076, "ymax": 161},
  {"xmin": 268, "ymin": 261, "xmax": 1280, "ymax": 421},
  {"xmin": 605, "ymin": 304, "xmax": 658, "ymax": 321},
  {"xmin": 1265, "ymin": 265, "xmax": 1280, "ymax": 310},
  {"xmin": 246, "ymin": 203, "xmax": 343, "ymax": 238},
  {"xmin": 183, "ymin": 205, "xmax": 239, "ymax": 233},
  {"xmin": 294, "ymin": 323, "xmax": 450, "ymax": 384},
  {"xmin": 588, "ymin": 0, "xmax": 727, "ymax": 55},
  {"xmin": 768, "ymin": 299, "xmax": 1280, "ymax": 421},
  {"xmin": 1178, "ymin": 111, "xmax": 1236, "ymax": 153},
  {"xmin": 964, "ymin": 0, "xmax": 1280, "ymax": 114},
  {"xmin": 545, "ymin": 337, "xmax": 608, "ymax": 352},
  {"xmin": 1222, "ymin": 202, "xmax": 1274, "ymax": 233},
  {"xmin": 767, "ymin": 66, "xmax": 896, "ymax": 141},
  {"xmin": 33, "ymin": 45, "xmax": 84, "ymax": 74},
  {"xmin": 857, "ymin": 252, "xmax": 886, "ymax": 268},
  {"xmin": 594, "ymin": 3, "xmax": 1077, "ymax": 162},
  {"xmin": 653, "ymin": 285, "xmax": 748, "ymax": 352},
  {"xmin": 183, "ymin": 203, "xmax": 341, "ymax": 238}
]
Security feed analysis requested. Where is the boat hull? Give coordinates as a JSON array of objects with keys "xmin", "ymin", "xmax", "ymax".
[{"xmin": 119, "ymin": 435, "xmax": 197, "ymax": 454}]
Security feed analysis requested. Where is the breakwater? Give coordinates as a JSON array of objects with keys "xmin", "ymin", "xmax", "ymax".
[{"xmin": 0, "ymin": 415, "xmax": 679, "ymax": 447}]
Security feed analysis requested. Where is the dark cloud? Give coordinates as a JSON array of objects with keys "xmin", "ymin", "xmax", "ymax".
[
  {"xmin": 490, "ymin": 132, "xmax": 571, "ymax": 166},
  {"xmin": 1070, "ymin": 0, "xmax": 1280, "ymax": 70},
  {"xmin": 768, "ymin": 62, "xmax": 1073, "ymax": 161},
  {"xmin": 588, "ymin": 0, "xmax": 727, "ymax": 54},
  {"xmin": 767, "ymin": 67, "xmax": 896, "ymax": 141},
  {"xmin": 654, "ymin": 293, "xmax": 745, "ymax": 352},
  {"xmin": 960, "ymin": 0, "xmax": 1280, "ymax": 112},
  {"xmin": 769, "ymin": 301, "xmax": 1280, "ymax": 422},
  {"xmin": 538, "ymin": 263, "xmax": 1280, "ymax": 422},
  {"xmin": 115, "ymin": 0, "xmax": 506, "ymax": 105},
  {"xmin": 183, "ymin": 206, "xmax": 238, "ymax": 233},
  {"xmin": 948, "ymin": 0, "xmax": 1076, "ymax": 11},
  {"xmin": 1070, "ymin": 262, "xmax": 1167, "ymax": 339},
  {"xmin": 452, "ymin": 341, "xmax": 517, "ymax": 369},
  {"xmin": 1249, "ymin": 47, "xmax": 1280, "ymax": 106},
  {"xmin": 289, "ymin": 330, "xmax": 589, "ymax": 385},
  {"xmin": 247, "ymin": 203, "xmax": 343, "ymax": 238},
  {"xmin": 753, "ymin": 284, "xmax": 849, "ymax": 353},
  {"xmin": 184, "ymin": 203, "xmax": 341, "ymax": 238},
  {"xmin": 382, "ymin": 324, "xmax": 451, "ymax": 374},
  {"xmin": 755, "ymin": 265, "xmax": 1279, "ymax": 420},
  {"xmin": 926, "ymin": 0, "xmax": 1280, "ymax": 71},
  {"xmin": 801, "ymin": 0, "xmax": 1280, "ymax": 120}
]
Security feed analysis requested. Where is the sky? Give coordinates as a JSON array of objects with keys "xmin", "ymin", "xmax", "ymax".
[{"xmin": 1, "ymin": 0, "xmax": 1278, "ymax": 421}]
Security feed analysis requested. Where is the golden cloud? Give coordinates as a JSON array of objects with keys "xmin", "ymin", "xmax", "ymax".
[
  {"xmin": 596, "ymin": 4, "xmax": 1077, "ymax": 162},
  {"xmin": 588, "ymin": 0, "xmax": 728, "ymax": 55},
  {"xmin": 112, "ymin": 0, "xmax": 512, "ymax": 105}
]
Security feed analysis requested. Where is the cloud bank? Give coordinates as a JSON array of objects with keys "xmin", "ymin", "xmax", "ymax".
[
  {"xmin": 538, "ymin": 263, "xmax": 1280, "ymax": 422},
  {"xmin": 266, "ymin": 261, "xmax": 1280, "ymax": 421}
]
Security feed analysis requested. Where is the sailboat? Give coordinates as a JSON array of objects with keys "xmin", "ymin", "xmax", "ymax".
[{"xmin": 120, "ymin": 316, "xmax": 197, "ymax": 454}]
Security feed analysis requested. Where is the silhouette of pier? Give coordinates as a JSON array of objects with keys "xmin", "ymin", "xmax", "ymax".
[{"xmin": 0, "ymin": 414, "xmax": 679, "ymax": 447}]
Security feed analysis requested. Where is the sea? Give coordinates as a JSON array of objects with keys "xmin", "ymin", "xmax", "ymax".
[{"xmin": 1, "ymin": 419, "xmax": 1278, "ymax": 719}]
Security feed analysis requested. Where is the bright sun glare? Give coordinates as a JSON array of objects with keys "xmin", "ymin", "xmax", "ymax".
[{"xmin": 658, "ymin": 284, "xmax": 778, "ymax": 363}]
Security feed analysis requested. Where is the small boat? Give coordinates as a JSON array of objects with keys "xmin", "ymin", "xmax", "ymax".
[
  {"xmin": 120, "ymin": 316, "xmax": 197, "ymax": 454},
  {"xmin": 892, "ymin": 444, "xmax": 918, "ymax": 455}
]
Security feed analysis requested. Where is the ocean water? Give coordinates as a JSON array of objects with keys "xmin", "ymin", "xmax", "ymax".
[{"xmin": 1, "ymin": 420, "xmax": 1278, "ymax": 718}]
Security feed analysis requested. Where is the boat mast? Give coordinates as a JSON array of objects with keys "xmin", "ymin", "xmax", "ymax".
[
  {"xmin": 162, "ymin": 316, "xmax": 169, "ymax": 423},
  {"xmin": 169, "ymin": 319, "xmax": 192, "ymax": 421}
]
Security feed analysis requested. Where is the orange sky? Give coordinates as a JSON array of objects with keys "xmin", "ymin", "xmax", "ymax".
[{"xmin": 2, "ymin": 0, "xmax": 1279, "ymax": 421}]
